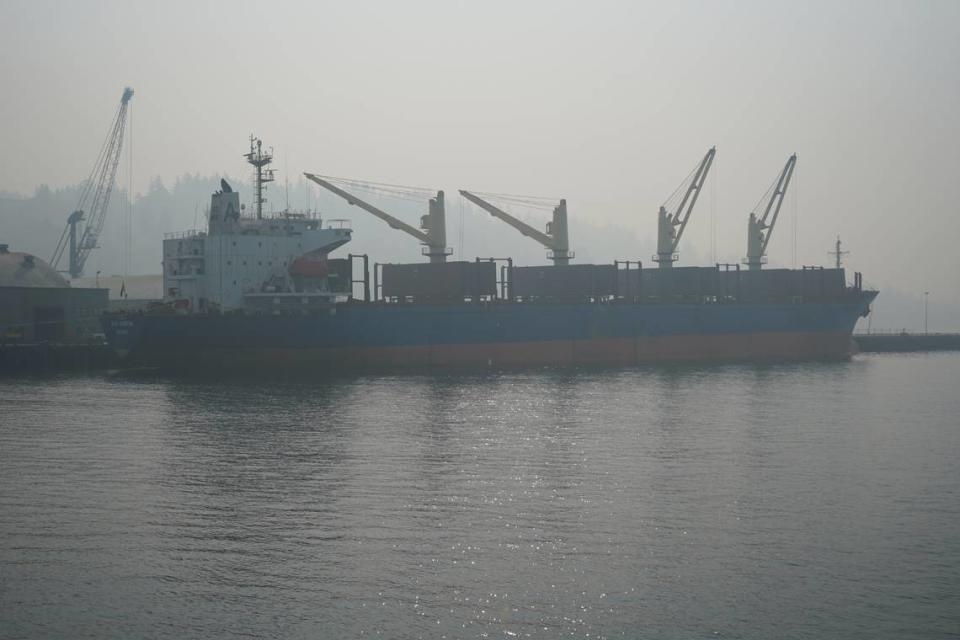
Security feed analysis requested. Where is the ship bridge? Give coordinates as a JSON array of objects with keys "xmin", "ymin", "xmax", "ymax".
[{"xmin": 162, "ymin": 144, "xmax": 353, "ymax": 312}]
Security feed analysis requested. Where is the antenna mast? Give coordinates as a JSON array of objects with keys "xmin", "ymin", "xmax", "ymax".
[
  {"xmin": 245, "ymin": 136, "xmax": 275, "ymax": 219},
  {"xmin": 829, "ymin": 235, "xmax": 849, "ymax": 269}
]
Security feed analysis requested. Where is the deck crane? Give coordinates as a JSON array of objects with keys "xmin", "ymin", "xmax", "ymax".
[
  {"xmin": 458, "ymin": 191, "xmax": 573, "ymax": 265},
  {"xmin": 654, "ymin": 146, "xmax": 715, "ymax": 269},
  {"xmin": 51, "ymin": 87, "xmax": 134, "ymax": 278},
  {"xmin": 304, "ymin": 173, "xmax": 451, "ymax": 262},
  {"xmin": 744, "ymin": 153, "xmax": 797, "ymax": 271}
]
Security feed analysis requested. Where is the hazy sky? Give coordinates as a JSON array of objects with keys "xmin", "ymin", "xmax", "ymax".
[{"xmin": 2, "ymin": 0, "xmax": 958, "ymax": 305}]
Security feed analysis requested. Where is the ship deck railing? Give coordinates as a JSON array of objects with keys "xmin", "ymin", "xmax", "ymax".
[
  {"xmin": 854, "ymin": 330, "xmax": 959, "ymax": 336},
  {"xmin": 355, "ymin": 294, "xmax": 859, "ymax": 306},
  {"xmin": 164, "ymin": 229, "xmax": 204, "ymax": 240}
]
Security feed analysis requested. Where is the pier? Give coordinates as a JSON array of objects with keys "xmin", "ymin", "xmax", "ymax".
[{"xmin": 855, "ymin": 333, "xmax": 960, "ymax": 353}]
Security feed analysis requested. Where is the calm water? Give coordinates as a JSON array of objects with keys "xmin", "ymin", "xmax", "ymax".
[{"xmin": 1, "ymin": 354, "xmax": 958, "ymax": 639}]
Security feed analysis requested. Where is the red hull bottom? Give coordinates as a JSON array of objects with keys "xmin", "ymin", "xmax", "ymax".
[{"xmin": 146, "ymin": 332, "xmax": 856, "ymax": 371}]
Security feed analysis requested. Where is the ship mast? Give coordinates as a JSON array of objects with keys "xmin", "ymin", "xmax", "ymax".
[
  {"xmin": 829, "ymin": 235, "xmax": 849, "ymax": 269},
  {"xmin": 245, "ymin": 136, "xmax": 275, "ymax": 219}
]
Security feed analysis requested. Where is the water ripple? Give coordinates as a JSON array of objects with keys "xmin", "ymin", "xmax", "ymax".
[{"xmin": 2, "ymin": 356, "xmax": 959, "ymax": 638}]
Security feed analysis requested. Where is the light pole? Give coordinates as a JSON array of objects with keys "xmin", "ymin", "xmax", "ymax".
[{"xmin": 924, "ymin": 291, "xmax": 929, "ymax": 334}]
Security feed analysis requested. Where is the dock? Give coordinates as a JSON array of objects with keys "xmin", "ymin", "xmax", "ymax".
[
  {"xmin": 855, "ymin": 333, "xmax": 960, "ymax": 353},
  {"xmin": 0, "ymin": 343, "xmax": 119, "ymax": 375}
]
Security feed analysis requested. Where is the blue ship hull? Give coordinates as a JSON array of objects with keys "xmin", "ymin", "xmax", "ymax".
[{"xmin": 102, "ymin": 293, "xmax": 876, "ymax": 371}]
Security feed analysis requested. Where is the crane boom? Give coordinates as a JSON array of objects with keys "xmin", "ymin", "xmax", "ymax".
[
  {"xmin": 745, "ymin": 153, "xmax": 797, "ymax": 270},
  {"xmin": 655, "ymin": 146, "xmax": 715, "ymax": 268},
  {"xmin": 459, "ymin": 190, "xmax": 573, "ymax": 265},
  {"xmin": 51, "ymin": 87, "xmax": 134, "ymax": 278},
  {"xmin": 304, "ymin": 173, "xmax": 450, "ymax": 262}
]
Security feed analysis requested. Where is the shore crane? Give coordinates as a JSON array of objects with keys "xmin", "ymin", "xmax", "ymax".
[
  {"xmin": 744, "ymin": 154, "xmax": 797, "ymax": 271},
  {"xmin": 304, "ymin": 173, "xmax": 451, "ymax": 262},
  {"xmin": 654, "ymin": 146, "xmax": 715, "ymax": 269},
  {"xmin": 51, "ymin": 87, "xmax": 134, "ymax": 278},
  {"xmin": 458, "ymin": 191, "xmax": 573, "ymax": 265}
]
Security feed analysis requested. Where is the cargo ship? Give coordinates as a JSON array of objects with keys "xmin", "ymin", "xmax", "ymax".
[{"xmin": 102, "ymin": 140, "xmax": 877, "ymax": 371}]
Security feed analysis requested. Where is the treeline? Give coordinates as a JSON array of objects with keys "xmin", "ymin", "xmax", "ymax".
[
  {"xmin": 0, "ymin": 174, "xmax": 650, "ymax": 277},
  {"xmin": 0, "ymin": 174, "xmax": 239, "ymax": 276},
  {"xmin": 3, "ymin": 176, "xmax": 956, "ymax": 330}
]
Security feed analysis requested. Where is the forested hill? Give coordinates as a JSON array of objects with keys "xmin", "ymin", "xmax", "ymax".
[
  {"xmin": 3, "ymin": 175, "xmax": 953, "ymax": 331},
  {"xmin": 0, "ymin": 174, "xmax": 235, "ymax": 277},
  {"xmin": 0, "ymin": 174, "xmax": 650, "ymax": 277}
]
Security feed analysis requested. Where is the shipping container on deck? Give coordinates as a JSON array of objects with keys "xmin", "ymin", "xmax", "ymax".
[
  {"xmin": 738, "ymin": 269, "xmax": 794, "ymax": 303},
  {"xmin": 719, "ymin": 267, "xmax": 846, "ymax": 302},
  {"xmin": 656, "ymin": 267, "xmax": 716, "ymax": 303},
  {"xmin": 381, "ymin": 261, "xmax": 497, "ymax": 302},
  {"xmin": 512, "ymin": 265, "xmax": 616, "ymax": 301},
  {"xmin": 615, "ymin": 264, "xmax": 643, "ymax": 302},
  {"xmin": 715, "ymin": 267, "xmax": 742, "ymax": 302},
  {"xmin": 325, "ymin": 258, "xmax": 353, "ymax": 294},
  {"xmin": 799, "ymin": 268, "xmax": 845, "ymax": 301},
  {"xmin": 620, "ymin": 267, "xmax": 718, "ymax": 303}
]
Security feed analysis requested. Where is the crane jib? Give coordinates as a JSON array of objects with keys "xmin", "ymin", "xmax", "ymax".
[{"xmin": 51, "ymin": 87, "xmax": 134, "ymax": 278}]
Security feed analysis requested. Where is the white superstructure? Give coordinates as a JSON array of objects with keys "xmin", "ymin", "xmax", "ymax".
[{"xmin": 162, "ymin": 140, "xmax": 352, "ymax": 312}]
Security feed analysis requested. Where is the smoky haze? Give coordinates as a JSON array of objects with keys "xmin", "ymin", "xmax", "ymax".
[{"xmin": 1, "ymin": 0, "xmax": 958, "ymax": 329}]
